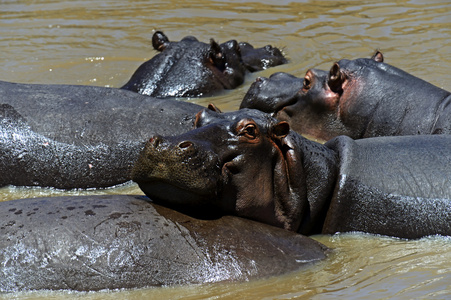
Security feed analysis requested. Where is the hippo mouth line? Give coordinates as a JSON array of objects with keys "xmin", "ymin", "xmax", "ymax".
[
  {"xmin": 136, "ymin": 178, "xmax": 219, "ymax": 205},
  {"xmin": 272, "ymin": 93, "xmax": 300, "ymax": 116},
  {"xmin": 274, "ymin": 101, "xmax": 297, "ymax": 119},
  {"xmin": 219, "ymin": 152, "xmax": 243, "ymax": 177}
]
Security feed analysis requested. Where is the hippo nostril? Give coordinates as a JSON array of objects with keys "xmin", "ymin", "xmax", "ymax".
[{"xmin": 178, "ymin": 141, "xmax": 193, "ymax": 149}]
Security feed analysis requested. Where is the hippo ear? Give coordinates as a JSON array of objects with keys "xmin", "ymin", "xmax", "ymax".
[
  {"xmin": 209, "ymin": 39, "xmax": 226, "ymax": 70},
  {"xmin": 371, "ymin": 50, "xmax": 384, "ymax": 62},
  {"xmin": 271, "ymin": 121, "xmax": 290, "ymax": 139},
  {"xmin": 207, "ymin": 103, "xmax": 223, "ymax": 113},
  {"xmin": 152, "ymin": 31, "xmax": 170, "ymax": 51},
  {"xmin": 328, "ymin": 63, "xmax": 346, "ymax": 94}
]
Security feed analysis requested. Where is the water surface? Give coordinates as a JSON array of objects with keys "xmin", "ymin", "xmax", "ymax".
[{"xmin": 0, "ymin": 0, "xmax": 450, "ymax": 299}]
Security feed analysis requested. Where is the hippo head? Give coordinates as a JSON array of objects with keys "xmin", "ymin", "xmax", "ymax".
[
  {"xmin": 241, "ymin": 52, "xmax": 386, "ymax": 141},
  {"xmin": 122, "ymin": 31, "xmax": 245, "ymax": 98},
  {"xmin": 238, "ymin": 42, "xmax": 288, "ymax": 72},
  {"xmin": 122, "ymin": 31, "xmax": 287, "ymax": 98},
  {"xmin": 132, "ymin": 108, "xmax": 306, "ymax": 230}
]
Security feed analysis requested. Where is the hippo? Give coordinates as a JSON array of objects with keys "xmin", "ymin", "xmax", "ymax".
[
  {"xmin": 238, "ymin": 42, "xmax": 288, "ymax": 72},
  {"xmin": 0, "ymin": 194, "xmax": 328, "ymax": 292},
  {"xmin": 0, "ymin": 80, "xmax": 203, "ymax": 189},
  {"xmin": 132, "ymin": 108, "xmax": 451, "ymax": 239},
  {"xmin": 121, "ymin": 31, "xmax": 287, "ymax": 98},
  {"xmin": 240, "ymin": 52, "xmax": 451, "ymax": 141}
]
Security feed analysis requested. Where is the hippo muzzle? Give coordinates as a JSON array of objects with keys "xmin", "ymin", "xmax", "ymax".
[
  {"xmin": 240, "ymin": 72, "xmax": 303, "ymax": 113},
  {"xmin": 132, "ymin": 134, "xmax": 221, "ymax": 211}
]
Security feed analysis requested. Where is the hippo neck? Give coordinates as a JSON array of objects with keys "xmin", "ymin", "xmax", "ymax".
[{"xmin": 294, "ymin": 136, "xmax": 339, "ymax": 235}]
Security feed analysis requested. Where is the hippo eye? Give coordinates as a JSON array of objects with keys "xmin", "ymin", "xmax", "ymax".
[
  {"xmin": 236, "ymin": 119, "xmax": 259, "ymax": 141},
  {"xmin": 303, "ymin": 76, "xmax": 311, "ymax": 90},
  {"xmin": 242, "ymin": 124, "xmax": 257, "ymax": 139}
]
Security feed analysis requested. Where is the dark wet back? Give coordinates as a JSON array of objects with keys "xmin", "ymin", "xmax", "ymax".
[{"xmin": 0, "ymin": 195, "xmax": 328, "ymax": 292}]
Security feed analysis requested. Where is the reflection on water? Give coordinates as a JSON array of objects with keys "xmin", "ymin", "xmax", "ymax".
[{"xmin": 0, "ymin": 0, "xmax": 450, "ymax": 298}]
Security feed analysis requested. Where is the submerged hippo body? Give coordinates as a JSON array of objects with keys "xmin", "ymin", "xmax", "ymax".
[
  {"xmin": 240, "ymin": 52, "xmax": 451, "ymax": 141},
  {"xmin": 0, "ymin": 80, "xmax": 202, "ymax": 189},
  {"xmin": 121, "ymin": 31, "xmax": 287, "ymax": 98},
  {"xmin": 0, "ymin": 195, "xmax": 328, "ymax": 292},
  {"xmin": 133, "ymin": 108, "xmax": 451, "ymax": 239}
]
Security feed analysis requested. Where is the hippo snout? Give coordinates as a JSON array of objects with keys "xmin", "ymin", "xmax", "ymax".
[{"xmin": 132, "ymin": 134, "xmax": 221, "ymax": 207}]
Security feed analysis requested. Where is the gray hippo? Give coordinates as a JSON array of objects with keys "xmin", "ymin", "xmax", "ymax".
[
  {"xmin": 121, "ymin": 31, "xmax": 287, "ymax": 98},
  {"xmin": 0, "ymin": 195, "xmax": 327, "ymax": 292},
  {"xmin": 133, "ymin": 108, "xmax": 451, "ymax": 239},
  {"xmin": 240, "ymin": 52, "xmax": 451, "ymax": 141},
  {"xmin": 0, "ymin": 80, "xmax": 203, "ymax": 189}
]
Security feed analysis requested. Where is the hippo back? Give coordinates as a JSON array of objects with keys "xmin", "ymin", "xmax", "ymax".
[
  {"xmin": 337, "ymin": 58, "xmax": 451, "ymax": 138},
  {"xmin": 324, "ymin": 135, "xmax": 451, "ymax": 238},
  {"xmin": 0, "ymin": 80, "xmax": 200, "ymax": 144},
  {"xmin": 0, "ymin": 195, "xmax": 328, "ymax": 292},
  {"xmin": 0, "ymin": 80, "xmax": 202, "ymax": 188}
]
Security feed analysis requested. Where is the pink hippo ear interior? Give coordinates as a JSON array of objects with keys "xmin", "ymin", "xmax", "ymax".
[
  {"xmin": 152, "ymin": 31, "xmax": 170, "ymax": 51},
  {"xmin": 207, "ymin": 103, "xmax": 222, "ymax": 113},
  {"xmin": 371, "ymin": 50, "xmax": 384, "ymax": 62},
  {"xmin": 328, "ymin": 63, "xmax": 346, "ymax": 94}
]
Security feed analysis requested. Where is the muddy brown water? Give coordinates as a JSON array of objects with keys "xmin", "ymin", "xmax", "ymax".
[{"xmin": 1, "ymin": 0, "xmax": 450, "ymax": 299}]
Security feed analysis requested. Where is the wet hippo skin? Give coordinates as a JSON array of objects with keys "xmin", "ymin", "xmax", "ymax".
[
  {"xmin": 0, "ymin": 80, "xmax": 202, "ymax": 189},
  {"xmin": 240, "ymin": 52, "xmax": 451, "ymax": 141},
  {"xmin": 133, "ymin": 108, "xmax": 451, "ymax": 239},
  {"xmin": 121, "ymin": 31, "xmax": 287, "ymax": 98},
  {"xmin": 0, "ymin": 195, "xmax": 328, "ymax": 292}
]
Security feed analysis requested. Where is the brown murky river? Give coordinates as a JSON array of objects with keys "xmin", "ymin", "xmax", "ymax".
[{"xmin": 1, "ymin": 0, "xmax": 451, "ymax": 299}]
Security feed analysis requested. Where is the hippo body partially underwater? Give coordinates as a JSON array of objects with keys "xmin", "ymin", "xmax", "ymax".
[
  {"xmin": 121, "ymin": 31, "xmax": 287, "ymax": 98},
  {"xmin": 133, "ymin": 108, "xmax": 451, "ymax": 239},
  {"xmin": 0, "ymin": 195, "xmax": 328, "ymax": 292},
  {"xmin": 0, "ymin": 80, "xmax": 202, "ymax": 189},
  {"xmin": 241, "ymin": 52, "xmax": 451, "ymax": 141}
]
